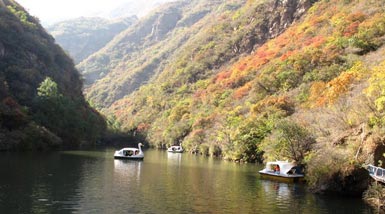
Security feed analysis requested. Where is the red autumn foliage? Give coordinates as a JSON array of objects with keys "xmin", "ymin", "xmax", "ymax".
[
  {"xmin": 344, "ymin": 21, "xmax": 360, "ymax": 37},
  {"xmin": 214, "ymin": 70, "xmax": 232, "ymax": 84},
  {"xmin": 137, "ymin": 123, "xmax": 151, "ymax": 132},
  {"xmin": 302, "ymin": 35, "xmax": 324, "ymax": 48}
]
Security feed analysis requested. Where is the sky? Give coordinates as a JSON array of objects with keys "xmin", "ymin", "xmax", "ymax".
[{"xmin": 16, "ymin": 0, "xmax": 131, "ymax": 25}]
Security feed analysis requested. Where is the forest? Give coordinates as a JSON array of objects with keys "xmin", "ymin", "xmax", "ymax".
[{"xmin": 0, "ymin": 0, "xmax": 106, "ymax": 150}]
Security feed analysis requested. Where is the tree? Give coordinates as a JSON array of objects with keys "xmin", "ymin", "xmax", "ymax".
[
  {"xmin": 37, "ymin": 77, "xmax": 59, "ymax": 98},
  {"xmin": 261, "ymin": 120, "xmax": 316, "ymax": 163},
  {"xmin": 33, "ymin": 77, "xmax": 106, "ymax": 145},
  {"xmin": 232, "ymin": 116, "xmax": 274, "ymax": 163}
]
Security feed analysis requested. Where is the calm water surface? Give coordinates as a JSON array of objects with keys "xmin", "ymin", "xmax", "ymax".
[{"xmin": 0, "ymin": 149, "xmax": 373, "ymax": 213}]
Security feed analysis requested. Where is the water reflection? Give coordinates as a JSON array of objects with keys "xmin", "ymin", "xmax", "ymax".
[
  {"xmin": 167, "ymin": 152, "xmax": 182, "ymax": 165},
  {"xmin": 262, "ymin": 181, "xmax": 292, "ymax": 199},
  {"xmin": 258, "ymin": 180, "xmax": 304, "ymax": 212},
  {"xmin": 113, "ymin": 159, "xmax": 142, "ymax": 183}
]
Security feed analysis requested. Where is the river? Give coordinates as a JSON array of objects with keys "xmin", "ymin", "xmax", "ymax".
[{"xmin": 0, "ymin": 148, "xmax": 373, "ymax": 213}]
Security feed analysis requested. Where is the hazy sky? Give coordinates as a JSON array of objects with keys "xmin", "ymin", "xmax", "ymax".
[{"xmin": 17, "ymin": 0, "xmax": 130, "ymax": 24}]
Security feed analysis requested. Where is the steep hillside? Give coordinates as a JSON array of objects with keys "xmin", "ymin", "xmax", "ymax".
[
  {"xmin": 104, "ymin": 0, "xmax": 317, "ymax": 148},
  {"xmin": 47, "ymin": 16, "xmax": 137, "ymax": 63},
  {"xmin": 102, "ymin": 0, "xmax": 177, "ymax": 19},
  {"xmin": 94, "ymin": 0, "xmax": 385, "ymax": 195},
  {"xmin": 79, "ymin": 0, "xmax": 234, "ymax": 108},
  {"xmin": 0, "ymin": 0, "xmax": 106, "ymax": 150}
]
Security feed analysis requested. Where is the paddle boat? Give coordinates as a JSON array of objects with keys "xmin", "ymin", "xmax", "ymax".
[
  {"xmin": 167, "ymin": 143, "xmax": 183, "ymax": 153},
  {"xmin": 114, "ymin": 143, "xmax": 144, "ymax": 160},
  {"xmin": 259, "ymin": 160, "xmax": 304, "ymax": 182},
  {"xmin": 367, "ymin": 164, "xmax": 385, "ymax": 183}
]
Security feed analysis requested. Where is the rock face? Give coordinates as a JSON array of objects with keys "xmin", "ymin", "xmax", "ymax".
[
  {"xmin": 315, "ymin": 168, "xmax": 370, "ymax": 196},
  {"xmin": 149, "ymin": 10, "xmax": 181, "ymax": 41},
  {"xmin": 268, "ymin": 0, "xmax": 314, "ymax": 37},
  {"xmin": 237, "ymin": 0, "xmax": 315, "ymax": 54}
]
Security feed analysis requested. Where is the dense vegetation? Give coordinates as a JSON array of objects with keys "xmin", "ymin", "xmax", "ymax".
[
  {"xmin": 0, "ymin": 0, "xmax": 106, "ymax": 150},
  {"xmin": 47, "ymin": 16, "xmax": 137, "ymax": 63}
]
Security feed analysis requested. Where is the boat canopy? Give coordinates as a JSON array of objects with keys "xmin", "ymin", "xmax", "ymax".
[
  {"xmin": 265, "ymin": 161, "xmax": 299, "ymax": 175},
  {"xmin": 122, "ymin": 148, "xmax": 139, "ymax": 151}
]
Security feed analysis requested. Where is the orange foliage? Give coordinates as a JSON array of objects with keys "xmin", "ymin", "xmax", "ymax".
[
  {"xmin": 214, "ymin": 70, "xmax": 232, "ymax": 84},
  {"xmin": 252, "ymin": 95, "xmax": 293, "ymax": 114},
  {"xmin": 190, "ymin": 129, "xmax": 205, "ymax": 140},
  {"xmin": 308, "ymin": 69, "xmax": 359, "ymax": 107},
  {"xmin": 305, "ymin": 36, "xmax": 326, "ymax": 48},
  {"xmin": 325, "ymin": 71, "xmax": 356, "ymax": 100},
  {"xmin": 192, "ymin": 114, "xmax": 216, "ymax": 129},
  {"xmin": 233, "ymin": 82, "xmax": 252, "ymax": 99},
  {"xmin": 309, "ymin": 15, "xmax": 327, "ymax": 26},
  {"xmin": 280, "ymin": 50, "xmax": 298, "ymax": 61},
  {"xmin": 137, "ymin": 123, "xmax": 150, "ymax": 132},
  {"xmin": 253, "ymin": 45, "xmax": 278, "ymax": 67}
]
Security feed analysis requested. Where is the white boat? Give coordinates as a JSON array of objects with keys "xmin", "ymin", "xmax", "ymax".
[
  {"xmin": 367, "ymin": 164, "xmax": 385, "ymax": 183},
  {"xmin": 258, "ymin": 160, "xmax": 304, "ymax": 182},
  {"xmin": 114, "ymin": 143, "xmax": 144, "ymax": 160},
  {"xmin": 167, "ymin": 143, "xmax": 183, "ymax": 153}
]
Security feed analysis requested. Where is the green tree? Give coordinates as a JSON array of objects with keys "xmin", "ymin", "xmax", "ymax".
[
  {"xmin": 37, "ymin": 77, "xmax": 59, "ymax": 98},
  {"xmin": 34, "ymin": 77, "xmax": 105, "ymax": 145},
  {"xmin": 261, "ymin": 120, "xmax": 316, "ymax": 163},
  {"xmin": 223, "ymin": 114, "xmax": 277, "ymax": 162}
]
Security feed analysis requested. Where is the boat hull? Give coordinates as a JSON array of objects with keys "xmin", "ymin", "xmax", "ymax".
[
  {"xmin": 167, "ymin": 150, "xmax": 183, "ymax": 153},
  {"xmin": 167, "ymin": 145, "xmax": 183, "ymax": 153},
  {"xmin": 114, "ymin": 155, "xmax": 144, "ymax": 160},
  {"xmin": 259, "ymin": 171, "xmax": 304, "ymax": 183}
]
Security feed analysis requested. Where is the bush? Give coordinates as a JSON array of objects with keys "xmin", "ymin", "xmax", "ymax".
[{"xmin": 364, "ymin": 183, "xmax": 385, "ymax": 212}]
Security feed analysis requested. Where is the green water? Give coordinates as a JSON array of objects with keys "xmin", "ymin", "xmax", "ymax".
[{"xmin": 0, "ymin": 149, "xmax": 372, "ymax": 213}]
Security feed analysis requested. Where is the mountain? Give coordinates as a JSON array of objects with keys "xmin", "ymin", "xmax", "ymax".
[
  {"xmin": 78, "ymin": 0, "xmax": 229, "ymax": 108},
  {"xmin": 102, "ymin": 0, "xmax": 177, "ymax": 19},
  {"xmin": 47, "ymin": 16, "xmax": 137, "ymax": 63},
  {"xmin": 80, "ymin": 0, "xmax": 385, "ymax": 195},
  {"xmin": 0, "ymin": 0, "xmax": 106, "ymax": 150}
]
